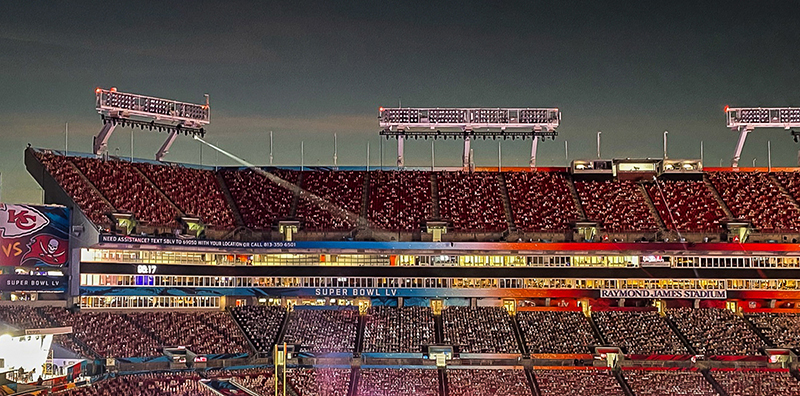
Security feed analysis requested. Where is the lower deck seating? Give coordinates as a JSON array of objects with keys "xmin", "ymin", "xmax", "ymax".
[
  {"xmin": 447, "ymin": 369, "xmax": 532, "ymax": 396},
  {"xmin": 516, "ymin": 310, "xmax": 598, "ymax": 354},
  {"xmin": 623, "ymin": 370, "xmax": 717, "ymax": 396},
  {"xmin": 53, "ymin": 373, "xmax": 213, "ymax": 396},
  {"xmin": 593, "ymin": 310, "xmax": 688, "ymax": 354},
  {"xmin": 357, "ymin": 368, "xmax": 439, "ymax": 396},
  {"xmin": 229, "ymin": 306, "xmax": 287, "ymax": 353},
  {"xmin": 535, "ymin": 369, "xmax": 624, "ymax": 396},
  {"xmin": 441, "ymin": 306, "xmax": 519, "ymax": 354},
  {"xmin": 746, "ymin": 312, "xmax": 800, "ymax": 349},
  {"xmin": 287, "ymin": 368, "xmax": 351, "ymax": 396},
  {"xmin": 362, "ymin": 306, "xmax": 436, "ymax": 353},
  {"xmin": 666, "ymin": 307, "xmax": 766, "ymax": 356},
  {"xmin": 282, "ymin": 309, "xmax": 359, "ymax": 353},
  {"xmin": 712, "ymin": 369, "xmax": 800, "ymax": 396}
]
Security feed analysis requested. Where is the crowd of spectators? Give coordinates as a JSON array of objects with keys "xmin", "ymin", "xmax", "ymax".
[
  {"xmin": 283, "ymin": 309, "xmax": 359, "ymax": 353},
  {"xmin": 535, "ymin": 369, "xmax": 624, "ymax": 396},
  {"xmin": 130, "ymin": 311, "xmax": 250, "ymax": 355},
  {"xmin": 221, "ymin": 169, "xmax": 297, "ymax": 229},
  {"xmin": 367, "ymin": 171, "xmax": 432, "ymax": 231},
  {"xmin": 71, "ymin": 156, "xmax": 178, "ymax": 227},
  {"xmin": 135, "ymin": 163, "xmax": 236, "ymax": 228},
  {"xmin": 54, "ymin": 373, "xmax": 213, "ymax": 396},
  {"xmin": 35, "ymin": 152, "xmax": 113, "ymax": 225},
  {"xmin": 646, "ymin": 180, "xmax": 726, "ymax": 232},
  {"xmin": 623, "ymin": 370, "xmax": 717, "ymax": 396},
  {"xmin": 230, "ymin": 306, "xmax": 287, "ymax": 353},
  {"xmin": 357, "ymin": 368, "xmax": 439, "ymax": 396},
  {"xmin": 746, "ymin": 312, "xmax": 800, "ymax": 349},
  {"xmin": 447, "ymin": 369, "xmax": 532, "ymax": 396},
  {"xmin": 296, "ymin": 171, "xmax": 365, "ymax": 231},
  {"xmin": 504, "ymin": 171, "xmax": 579, "ymax": 232},
  {"xmin": 41, "ymin": 307, "xmax": 161, "ymax": 358},
  {"xmin": 574, "ymin": 180, "xmax": 658, "ymax": 232},
  {"xmin": 708, "ymin": 171, "xmax": 800, "ymax": 232},
  {"xmin": 712, "ymin": 369, "xmax": 800, "ymax": 396},
  {"xmin": 437, "ymin": 172, "xmax": 507, "ymax": 232},
  {"xmin": 287, "ymin": 368, "xmax": 350, "ymax": 396},
  {"xmin": 593, "ymin": 310, "xmax": 689, "ymax": 354},
  {"xmin": 516, "ymin": 310, "xmax": 598, "ymax": 354},
  {"xmin": 0, "ymin": 306, "xmax": 95, "ymax": 358},
  {"xmin": 666, "ymin": 307, "xmax": 766, "ymax": 355},
  {"xmin": 362, "ymin": 306, "xmax": 435, "ymax": 353},
  {"xmin": 442, "ymin": 307, "xmax": 519, "ymax": 353}
]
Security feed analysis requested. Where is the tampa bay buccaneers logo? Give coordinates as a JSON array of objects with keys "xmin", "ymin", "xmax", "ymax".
[{"xmin": 22, "ymin": 235, "xmax": 68, "ymax": 266}]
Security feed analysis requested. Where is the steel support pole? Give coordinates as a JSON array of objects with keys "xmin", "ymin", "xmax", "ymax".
[{"xmin": 731, "ymin": 126, "xmax": 751, "ymax": 167}]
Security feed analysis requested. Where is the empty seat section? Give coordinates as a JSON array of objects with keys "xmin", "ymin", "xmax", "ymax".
[
  {"xmin": 505, "ymin": 171, "xmax": 579, "ymax": 231},
  {"xmin": 574, "ymin": 180, "xmax": 658, "ymax": 232},
  {"xmin": 437, "ymin": 172, "xmax": 506, "ymax": 232}
]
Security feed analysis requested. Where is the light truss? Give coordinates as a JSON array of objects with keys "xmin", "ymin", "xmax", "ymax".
[
  {"xmin": 379, "ymin": 107, "xmax": 560, "ymax": 132},
  {"xmin": 378, "ymin": 107, "xmax": 560, "ymax": 168},
  {"xmin": 93, "ymin": 87, "xmax": 210, "ymax": 160},
  {"xmin": 725, "ymin": 106, "xmax": 800, "ymax": 167}
]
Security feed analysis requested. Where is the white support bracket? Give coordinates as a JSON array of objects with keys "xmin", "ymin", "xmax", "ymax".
[
  {"xmin": 93, "ymin": 122, "xmax": 116, "ymax": 156},
  {"xmin": 156, "ymin": 130, "xmax": 179, "ymax": 161},
  {"xmin": 397, "ymin": 135, "xmax": 405, "ymax": 168},
  {"xmin": 530, "ymin": 135, "xmax": 540, "ymax": 168},
  {"xmin": 731, "ymin": 126, "xmax": 753, "ymax": 168},
  {"xmin": 462, "ymin": 136, "xmax": 471, "ymax": 169}
]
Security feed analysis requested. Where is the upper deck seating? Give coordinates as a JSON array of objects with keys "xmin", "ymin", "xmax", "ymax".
[
  {"xmin": 296, "ymin": 171, "xmax": 365, "ymax": 231},
  {"xmin": 437, "ymin": 172, "xmax": 507, "ymax": 232},
  {"xmin": 646, "ymin": 180, "xmax": 726, "ymax": 232},
  {"xmin": 504, "ymin": 171, "xmax": 579, "ymax": 232},
  {"xmin": 221, "ymin": 168, "xmax": 297, "ymax": 229},
  {"xmin": 71, "ymin": 156, "xmax": 178, "ymax": 226},
  {"xmin": 574, "ymin": 180, "xmax": 658, "ymax": 232},
  {"xmin": 708, "ymin": 171, "xmax": 800, "ymax": 232},
  {"xmin": 135, "ymin": 163, "xmax": 235, "ymax": 228},
  {"xmin": 367, "ymin": 171, "xmax": 432, "ymax": 231}
]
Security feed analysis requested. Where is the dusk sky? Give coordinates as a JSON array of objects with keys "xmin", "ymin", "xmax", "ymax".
[{"xmin": 1, "ymin": 1, "xmax": 799, "ymax": 203}]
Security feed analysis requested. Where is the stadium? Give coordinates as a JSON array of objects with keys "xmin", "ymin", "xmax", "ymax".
[{"xmin": 0, "ymin": 85, "xmax": 800, "ymax": 396}]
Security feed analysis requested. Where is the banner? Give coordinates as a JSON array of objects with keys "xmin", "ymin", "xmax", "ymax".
[
  {"xmin": 600, "ymin": 289, "xmax": 727, "ymax": 299},
  {"xmin": 0, "ymin": 275, "xmax": 67, "ymax": 292},
  {"xmin": 0, "ymin": 204, "xmax": 70, "ymax": 267}
]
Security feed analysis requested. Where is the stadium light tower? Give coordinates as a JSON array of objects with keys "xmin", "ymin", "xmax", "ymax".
[
  {"xmin": 725, "ymin": 106, "xmax": 800, "ymax": 167},
  {"xmin": 94, "ymin": 87, "xmax": 210, "ymax": 161},
  {"xmin": 378, "ymin": 107, "xmax": 560, "ymax": 168}
]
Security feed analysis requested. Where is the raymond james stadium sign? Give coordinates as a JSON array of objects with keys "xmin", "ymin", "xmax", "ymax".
[{"xmin": 600, "ymin": 289, "xmax": 727, "ymax": 299}]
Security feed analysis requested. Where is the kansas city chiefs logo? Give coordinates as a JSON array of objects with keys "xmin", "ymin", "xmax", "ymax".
[{"xmin": 0, "ymin": 204, "xmax": 50, "ymax": 238}]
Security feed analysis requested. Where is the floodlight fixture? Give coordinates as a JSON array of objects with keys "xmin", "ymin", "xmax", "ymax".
[
  {"xmin": 93, "ymin": 87, "xmax": 210, "ymax": 161},
  {"xmin": 725, "ymin": 106, "xmax": 800, "ymax": 167}
]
